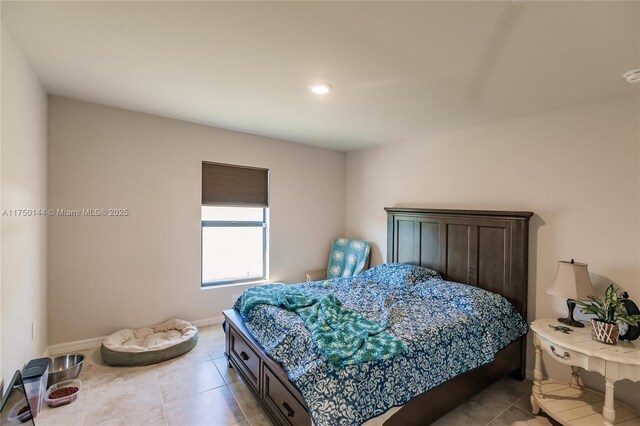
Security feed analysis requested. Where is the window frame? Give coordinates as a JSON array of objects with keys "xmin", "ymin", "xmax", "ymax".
[{"xmin": 200, "ymin": 207, "xmax": 268, "ymax": 287}]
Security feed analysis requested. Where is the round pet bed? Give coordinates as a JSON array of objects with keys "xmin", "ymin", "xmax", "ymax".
[{"xmin": 101, "ymin": 319, "xmax": 199, "ymax": 366}]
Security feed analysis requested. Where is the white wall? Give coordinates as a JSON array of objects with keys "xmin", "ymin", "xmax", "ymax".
[
  {"xmin": 47, "ymin": 97, "xmax": 345, "ymax": 344},
  {"xmin": 345, "ymin": 95, "xmax": 640, "ymax": 408},
  {"xmin": 1, "ymin": 25, "xmax": 48, "ymax": 386}
]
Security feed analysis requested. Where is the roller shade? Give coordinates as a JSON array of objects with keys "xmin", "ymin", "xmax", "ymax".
[{"xmin": 202, "ymin": 162, "xmax": 269, "ymax": 207}]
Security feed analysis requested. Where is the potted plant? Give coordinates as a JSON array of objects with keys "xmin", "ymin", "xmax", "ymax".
[{"xmin": 576, "ymin": 284, "xmax": 640, "ymax": 345}]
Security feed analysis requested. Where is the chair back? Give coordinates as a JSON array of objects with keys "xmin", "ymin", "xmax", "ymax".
[{"xmin": 326, "ymin": 239, "xmax": 371, "ymax": 279}]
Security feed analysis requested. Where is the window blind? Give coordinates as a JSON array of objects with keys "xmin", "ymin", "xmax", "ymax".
[{"xmin": 202, "ymin": 162, "xmax": 269, "ymax": 207}]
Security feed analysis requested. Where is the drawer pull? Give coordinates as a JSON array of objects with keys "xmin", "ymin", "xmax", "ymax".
[
  {"xmin": 240, "ymin": 351, "xmax": 250, "ymax": 361},
  {"xmin": 550, "ymin": 345, "xmax": 570, "ymax": 359},
  {"xmin": 282, "ymin": 401, "xmax": 295, "ymax": 417}
]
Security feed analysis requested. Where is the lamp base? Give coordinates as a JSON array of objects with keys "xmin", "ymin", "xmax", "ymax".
[
  {"xmin": 558, "ymin": 299, "xmax": 585, "ymax": 328},
  {"xmin": 557, "ymin": 316, "xmax": 584, "ymax": 328}
]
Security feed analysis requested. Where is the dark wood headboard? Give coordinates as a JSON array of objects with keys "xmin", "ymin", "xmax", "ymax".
[{"xmin": 385, "ymin": 208, "xmax": 533, "ymax": 318}]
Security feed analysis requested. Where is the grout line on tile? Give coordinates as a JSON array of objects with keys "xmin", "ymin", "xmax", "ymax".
[
  {"xmin": 82, "ymin": 401, "xmax": 88, "ymax": 426},
  {"xmin": 156, "ymin": 370, "xmax": 166, "ymax": 405},
  {"xmin": 156, "ymin": 369, "xmax": 170, "ymax": 426},
  {"xmin": 227, "ymin": 383, "xmax": 253, "ymax": 424},
  {"xmin": 89, "ymin": 405, "xmax": 154, "ymax": 426},
  {"xmin": 156, "ymin": 372, "xmax": 169, "ymax": 426},
  {"xmin": 485, "ymin": 401, "xmax": 517, "ymax": 425},
  {"xmin": 512, "ymin": 405, "xmax": 557, "ymax": 426},
  {"xmin": 492, "ymin": 380, "xmax": 532, "ymax": 406},
  {"xmin": 161, "ymin": 381, "xmax": 232, "ymax": 408},
  {"xmin": 81, "ymin": 377, "xmax": 90, "ymax": 426},
  {"xmin": 511, "ymin": 405, "xmax": 534, "ymax": 416}
]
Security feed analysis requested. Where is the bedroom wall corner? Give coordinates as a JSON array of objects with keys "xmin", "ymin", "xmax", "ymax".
[
  {"xmin": 47, "ymin": 98, "xmax": 346, "ymax": 345},
  {"xmin": 1, "ymin": 24, "xmax": 49, "ymax": 389}
]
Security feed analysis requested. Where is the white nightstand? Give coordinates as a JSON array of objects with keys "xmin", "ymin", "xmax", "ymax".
[{"xmin": 530, "ymin": 319, "xmax": 640, "ymax": 426}]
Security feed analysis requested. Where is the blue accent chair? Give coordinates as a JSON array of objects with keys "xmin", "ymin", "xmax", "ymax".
[{"xmin": 306, "ymin": 238, "xmax": 371, "ymax": 281}]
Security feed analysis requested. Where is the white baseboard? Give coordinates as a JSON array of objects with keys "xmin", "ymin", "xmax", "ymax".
[
  {"xmin": 190, "ymin": 316, "xmax": 224, "ymax": 327},
  {"xmin": 46, "ymin": 316, "xmax": 225, "ymax": 355},
  {"xmin": 526, "ymin": 368, "xmax": 534, "ymax": 381},
  {"xmin": 48, "ymin": 335, "xmax": 108, "ymax": 355}
]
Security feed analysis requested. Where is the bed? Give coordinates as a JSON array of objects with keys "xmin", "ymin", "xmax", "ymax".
[{"xmin": 223, "ymin": 208, "xmax": 533, "ymax": 426}]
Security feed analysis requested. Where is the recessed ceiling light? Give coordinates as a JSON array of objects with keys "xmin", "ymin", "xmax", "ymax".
[
  {"xmin": 310, "ymin": 83, "xmax": 332, "ymax": 95},
  {"xmin": 623, "ymin": 69, "xmax": 640, "ymax": 84}
]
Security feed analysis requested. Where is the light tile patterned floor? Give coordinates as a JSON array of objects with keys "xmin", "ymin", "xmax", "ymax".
[{"xmin": 38, "ymin": 325, "xmax": 559, "ymax": 425}]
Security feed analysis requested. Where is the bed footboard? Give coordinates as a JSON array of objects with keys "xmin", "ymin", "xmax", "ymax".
[
  {"xmin": 223, "ymin": 309, "xmax": 524, "ymax": 426},
  {"xmin": 224, "ymin": 309, "xmax": 312, "ymax": 426}
]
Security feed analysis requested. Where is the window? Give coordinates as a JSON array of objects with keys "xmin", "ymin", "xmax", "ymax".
[
  {"xmin": 201, "ymin": 162, "xmax": 269, "ymax": 287},
  {"xmin": 201, "ymin": 206, "xmax": 267, "ymax": 286}
]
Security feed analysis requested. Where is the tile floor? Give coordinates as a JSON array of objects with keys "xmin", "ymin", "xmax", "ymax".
[{"xmin": 37, "ymin": 325, "xmax": 559, "ymax": 426}]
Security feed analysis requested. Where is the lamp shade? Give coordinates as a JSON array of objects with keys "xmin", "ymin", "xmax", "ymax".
[{"xmin": 547, "ymin": 260, "xmax": 594, "ymax": 301}]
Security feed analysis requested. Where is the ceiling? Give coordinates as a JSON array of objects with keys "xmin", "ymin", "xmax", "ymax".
[{"xmin": 2, "ymin": 1, "xmax": 639, "ymax": 151}]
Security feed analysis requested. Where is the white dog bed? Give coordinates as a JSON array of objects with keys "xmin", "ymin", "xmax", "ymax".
[{"xmin": 101, "ymin": 319, "xmax": 199, "ymax": 366}]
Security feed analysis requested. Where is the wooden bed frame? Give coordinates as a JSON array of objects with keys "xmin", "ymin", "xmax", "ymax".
[{"xmin": 223, "ymin": 208, "xmax": 533, "ymax": 426}]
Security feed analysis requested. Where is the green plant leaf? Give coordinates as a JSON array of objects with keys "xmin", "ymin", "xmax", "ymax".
[
  {"xmin": 605, "ymin": 284, "xmax": 617, "ymax": 303},
  {"xmin": 617, "ymin": 313, "xmax": 640, "ymax": 327},
  {"xmin": 577, "ymin": 284, "xmax": 638, "ymax": 325}
]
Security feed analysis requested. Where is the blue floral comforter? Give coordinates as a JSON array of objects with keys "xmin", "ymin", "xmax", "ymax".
[
  {"xmin": 237, "ymin": 285, "xmax": 407, "ymax": 367},
  {"xmin": 233, "ymin": 263, "xmax": 528, "ymax": 426}
]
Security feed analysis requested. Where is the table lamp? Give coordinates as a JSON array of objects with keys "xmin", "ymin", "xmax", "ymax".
[{"xmin": 546, "ymin": 259, "xmax": 594, "ymax": 327}]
